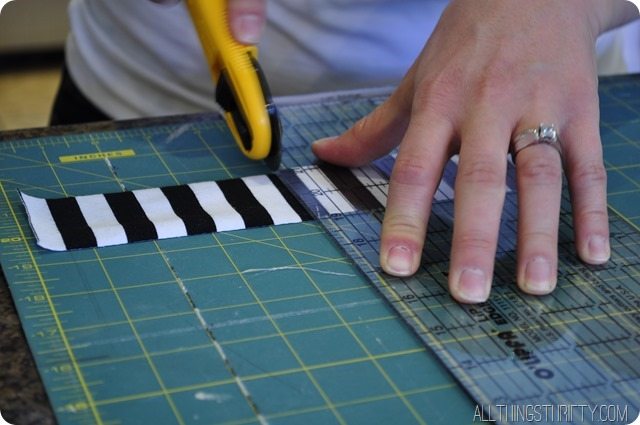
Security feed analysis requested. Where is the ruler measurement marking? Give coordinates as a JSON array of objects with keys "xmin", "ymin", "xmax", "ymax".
[
  {"xmin": 0, "ymin": 181, "xmax": 103, "ymax": 424},
  {"xmin": 280, "ymin": 159, "xmax": 640, "ymax": 417},
  {"xmin": 92, "ymin": 249, "xmax": 187, "ymax": 425}
]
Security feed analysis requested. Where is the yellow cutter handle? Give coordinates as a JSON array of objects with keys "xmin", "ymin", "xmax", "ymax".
[{"xmin": 186, "ymin": 0, "xmax": 272, "ymax": 160}]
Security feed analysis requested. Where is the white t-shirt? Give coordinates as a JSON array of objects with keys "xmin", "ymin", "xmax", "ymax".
[{"xmin": 65, "ymin": 0, "xmax": 640, "ymax": 120}]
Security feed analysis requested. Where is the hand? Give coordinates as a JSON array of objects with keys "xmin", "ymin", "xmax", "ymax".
[
  {"xmin": 313, "ymin": 0, "xmax": 639, "ymax": 303},
  {"xmin": 151, "ymin": 0, "xmax": 266, "ymax": 44}
]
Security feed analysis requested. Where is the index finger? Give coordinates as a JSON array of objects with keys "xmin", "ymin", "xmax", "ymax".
[{"xmin": 379, "ymin": 114, "xmax": 453, "ymax": 276}]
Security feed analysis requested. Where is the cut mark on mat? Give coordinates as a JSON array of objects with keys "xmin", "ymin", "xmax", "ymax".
[
  {"xmin": 159, "ymin": 246, "xmax": 269, "ymax": 425},
  {"xmin": 242, "ymin": 265, "xmax": 355, "ymax": 278}
]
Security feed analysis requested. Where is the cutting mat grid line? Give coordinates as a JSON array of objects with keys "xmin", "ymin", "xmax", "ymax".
[
  {"xmin": 600, "ymin": 77, "xmax": 640, "ymax": 229},
  {"xmin": 0, "ymin": 76, "xmax": 638, "ymax": 425}
]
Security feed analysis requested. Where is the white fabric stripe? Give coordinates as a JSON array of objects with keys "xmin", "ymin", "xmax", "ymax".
[
  {"xmin": 350, "ymin": 166, "xmax": 388, "ymax": 208},
  {"xmin": 133, "ymin": 188, "xmax": 187, "ymax": 239},
  {"xmin": 76, "ymin": 194, "xmax": 128, "ymax": 247},
  {"xmin": 241, "ymin": 175, "xmax": 303, "ymax": 225},
  {"xmin": 20, "ymin": 193, "xmax": 67, "ymax": 251},
  {"xmin": 188, "ymin": 181, "xmax": 246, "ymax": 231},
  {"xmin": 295, "ymin": 167, "xmax": 356, "ymax": 215}
]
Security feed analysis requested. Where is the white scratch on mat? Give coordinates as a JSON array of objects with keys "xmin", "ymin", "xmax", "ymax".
[
  {"xmin": 242, "ymin": 265, "xmax": 354, "ymax": 278},
  {"xmin": 194, "ymin": 391, "xmax": 232, "ymax": 403},
  {"xmin": 164, "ymin": 124, "xmax": 192, "ymax": 144},
  {"xmin": 211, "ymin": 299, "xmax": 381, "ymax": 329},
  {"xmin": 104, "ymin": 158, "xmax": 126, "ymax": 191}
]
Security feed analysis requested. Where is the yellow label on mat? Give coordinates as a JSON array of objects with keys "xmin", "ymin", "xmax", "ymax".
[{"xmin": 59, "ymin": 149, "xmax": 136, "ymax": 163}]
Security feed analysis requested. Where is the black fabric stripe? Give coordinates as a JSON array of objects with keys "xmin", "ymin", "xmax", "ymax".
[
  {"xmin": 161, "ymin": 185, "xmax": 217, "ymax": 235},
  {"xmin": 216, "ymin": 179, "xmax": 273, "ymax": 228},
  {"xmin": 267, "ymin": 174, "xmax": 313, "ymax": 221},
  {"xmin": 104, "ymin": 191, "xmax": 158, "ymax": 242},
  {"xmin": 318, "ymin": 163, "xmax": 384, "ymax": 211},
  {"xmin": 46, "ymin": 197, "xmax": 97, "ymax": 249}
]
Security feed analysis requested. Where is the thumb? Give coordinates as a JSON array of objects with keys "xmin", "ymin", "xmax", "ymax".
[
  {"xmin": 312, "ymin": 72, "xmax": 416, "ymax": 167},
  {"xmin": 228, "ymin": 0, "xmax": 266, "ymax": 45}
]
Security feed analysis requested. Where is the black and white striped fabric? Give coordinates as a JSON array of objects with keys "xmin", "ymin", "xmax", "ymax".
[
  {"xmin": 21, "ymin": 162, "xmax": 462, "ymax": 252},
  {"xmin": 21, "ymin": 174, "xmax": 312, "ymax": 251}
]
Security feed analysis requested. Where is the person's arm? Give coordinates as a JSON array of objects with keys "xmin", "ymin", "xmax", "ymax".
[{"xmin": 313, "ymin": 0, "xmax": 640, "ymax": 303}]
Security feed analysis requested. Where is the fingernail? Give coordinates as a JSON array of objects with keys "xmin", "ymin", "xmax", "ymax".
[
  {"xmin": 455, "ymin": 268, "xmax": 489, "ymax": 303},
  {"xmin": 385, "ymin": 245, "xmax": 414, "ymax": 276},
  {"xmin": 587, "ymin": 235, "xmax": 610, "ymax": 264},
  {"xmin": 232, "ymin": 14, "xmax": 263, "ymax": 44},
  {"xmin": 524, "ymin": 257, "xmax": 552, "ymax": 294},
  {"xmin": 312, "ymin": 137, "xmax": 336, "ymax": 148}
]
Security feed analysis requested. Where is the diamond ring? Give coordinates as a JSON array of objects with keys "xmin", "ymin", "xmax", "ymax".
[{"xmin": 511, "ymin": 123, "xmax": 561, "ymax": 158}]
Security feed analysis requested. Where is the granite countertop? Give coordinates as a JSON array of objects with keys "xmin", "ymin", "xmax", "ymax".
[{"xmin": 0, "ymin": 273, "xmax": 55, "ymax": 425}]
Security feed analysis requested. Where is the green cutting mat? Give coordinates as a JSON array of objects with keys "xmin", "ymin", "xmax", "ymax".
[
  {"xmin": 0, "ymin": 75, "xmax": 639, "ymax": 425},
  {"xmin": 0, "ymin": 93, "xmax": 473, "ymax": 425}
]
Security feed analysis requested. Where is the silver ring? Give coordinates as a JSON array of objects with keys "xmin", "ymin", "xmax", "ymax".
[{"xmin": 511, "ymin": 123, "xmax": 561, "ymax": 157}]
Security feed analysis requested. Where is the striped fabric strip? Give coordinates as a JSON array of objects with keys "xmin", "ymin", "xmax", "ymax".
[
  {"xmin": 241, "ymin": 175, "xmax": 309, "ymax": 225},
  {"xmin": 46, "ymin": 197, "xmax": 97, "ymax": 250},
  {"xmin": 104, "ymin": 191, "xmax": 158, "ymax": 242},
  {"xmin": 75, "ymin": 194, "xmax": 128, "ymax": 247},
  {"xmin": 20, "ymin": 166, "xmax": 386, "ymax": 252},
  {"xmin": 20, "ymin": 194, "xmax": 66, "ymax": 251},
  {"xmin": 133, "ymin": 188, "xmax": 188, "ymax": 240},
  {"xmin": 187, "ymin": 181, "xmax": 245, "ymax": 232},
  {"xmin": 161, "ymin": 185, "xmax": 217, "ymax": 235},
  {"xmin": 216, "ymin": 179, "xmax": 273, "ymax": 228}
]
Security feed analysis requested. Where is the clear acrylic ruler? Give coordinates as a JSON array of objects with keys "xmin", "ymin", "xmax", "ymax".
[{"xmin": 278, "ymin": 156, "xmax": 640, "ymax": 425}]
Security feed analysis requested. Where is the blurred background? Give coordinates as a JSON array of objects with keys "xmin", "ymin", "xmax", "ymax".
[
  {"xmin": 1, "ymin": 0, "xmax": 638, "ymax": 132},
  {"xmin": 0, "ymin": 0, "xmax": 69, "ymax": 130}
]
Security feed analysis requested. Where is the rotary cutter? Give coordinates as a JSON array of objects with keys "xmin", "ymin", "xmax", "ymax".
[{"xmin": 186, "ymin": 0, "xmax": 282, "ymax": 170}]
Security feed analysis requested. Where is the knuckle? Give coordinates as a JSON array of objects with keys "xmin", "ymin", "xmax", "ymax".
[
  {"xmin": 520, "ymin": 231, "xmax": 557, "ymax": 246},
  {"xmin": 575, "ymin": 208, "xmax": 608, "ymax": 225},
  {"xmin": 518, "ymin": 156, "xmax": 562, "ymax": 185},
  {"xmin": 454, "ymin": 231, "xmax": 495, "ymax": 252},
  {"xmin": 391, "ymin": 157, "xmax": 437, "ymax": 186},
  {"xmin": 383, "ymin": 214, "xmax": 426, "ymax": 240},
  {"xmin": 458, "ymin": 159, "xmax": 505, "ymax": 188},
  {"xmin": 571, "ymin": 160, "xmax": 607, "ymax": 189}
]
